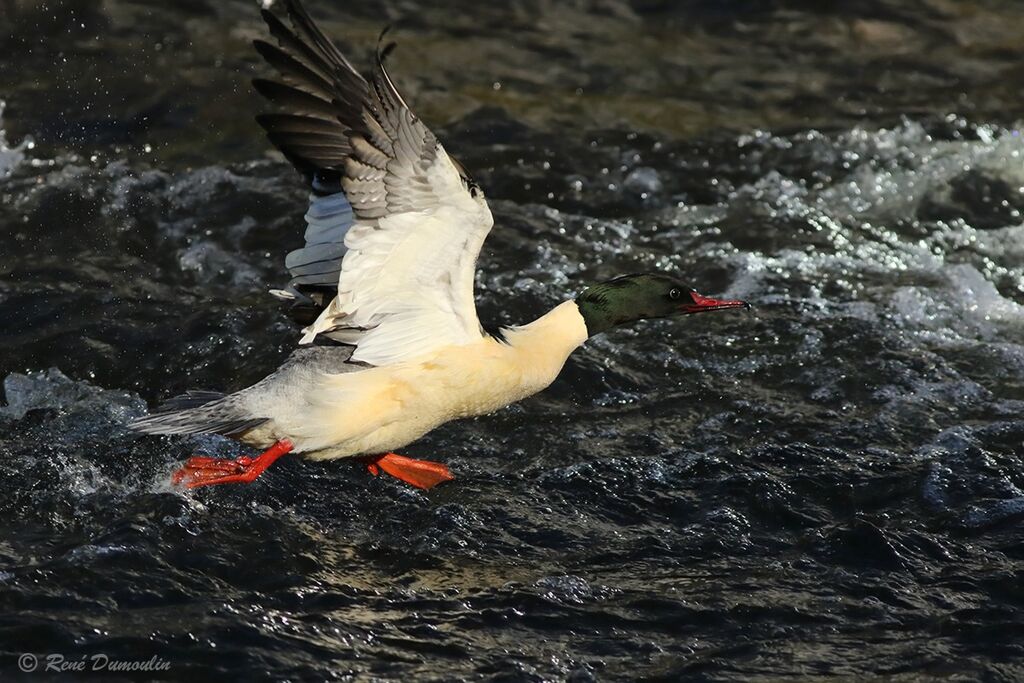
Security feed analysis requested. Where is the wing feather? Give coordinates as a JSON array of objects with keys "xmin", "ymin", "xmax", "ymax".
[{"xmin": 255, "ymin": 0, "xmax": 494, "ymax": 364}]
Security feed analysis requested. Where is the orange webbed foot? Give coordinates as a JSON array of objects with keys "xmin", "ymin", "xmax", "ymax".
[
  {"xmin": 365, "ymin": 453, "xmax": 453, "ymax": 490},
  {"xmin": 171, "ymin": 440, "xmax": 294, "ymax": 489}
]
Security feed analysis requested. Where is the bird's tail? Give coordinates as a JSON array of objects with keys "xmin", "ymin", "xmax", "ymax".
[{"xmin": 130, "ymin": 390, "xmax": 267, "ymax": 437}]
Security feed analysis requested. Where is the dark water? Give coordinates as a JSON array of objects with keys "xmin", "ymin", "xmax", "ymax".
[{"xmin": 3, "ymin": 0, "xmax": 1024, "ymax": 679}]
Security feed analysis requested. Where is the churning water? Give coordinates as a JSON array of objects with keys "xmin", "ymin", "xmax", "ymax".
[{"xmin": 2, "ymin": 0, "xmax": 1024, "ymax": 679}]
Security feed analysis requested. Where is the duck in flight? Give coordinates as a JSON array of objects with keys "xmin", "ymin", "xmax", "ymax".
[{"xmin": 132, "ymin": 0, "xmax": 749, "ymax": 490}]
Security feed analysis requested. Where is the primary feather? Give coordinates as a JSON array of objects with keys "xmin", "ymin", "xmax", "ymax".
[{"xmin": 257, "ymin": 0, "xmax": 494, "ymax": 365}]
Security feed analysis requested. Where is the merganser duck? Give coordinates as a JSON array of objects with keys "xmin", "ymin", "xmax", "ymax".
[{"xmin": 131, "ymin": 0, "xmax": 749, "ymax": 491}]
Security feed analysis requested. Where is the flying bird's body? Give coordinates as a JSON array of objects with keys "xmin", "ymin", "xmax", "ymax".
[
  {"xmin": 132, "ymin": 0, "xmax": 748, "ymax": 490},
  {"xmin": 230, "ymin": 302, "xmax": 587, "ymax": 460}
]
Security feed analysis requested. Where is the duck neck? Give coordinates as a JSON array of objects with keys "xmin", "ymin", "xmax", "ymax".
[{"xmin": 499, "ymin": 300, "xmax": 590, "ymax": 360}]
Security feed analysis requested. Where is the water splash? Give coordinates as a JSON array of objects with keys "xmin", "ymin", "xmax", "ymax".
[{"xmin": 0, "ymin": 100, "xmax": 28, "ymax": 180}]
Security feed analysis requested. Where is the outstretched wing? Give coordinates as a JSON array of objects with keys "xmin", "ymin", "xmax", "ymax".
[{"xmin": 255, "ymin": 0, "xmax": 494, "ymax": 365}]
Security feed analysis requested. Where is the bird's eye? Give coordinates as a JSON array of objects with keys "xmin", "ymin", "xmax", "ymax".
[{"xmin": 668, "ymin": 288, "xmax": 682, "ymax": 300}]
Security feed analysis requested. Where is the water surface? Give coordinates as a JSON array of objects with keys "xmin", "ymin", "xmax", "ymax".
[{"xmin": 2, "ymin": 0, "xmax": 1024, "ymax": 679}]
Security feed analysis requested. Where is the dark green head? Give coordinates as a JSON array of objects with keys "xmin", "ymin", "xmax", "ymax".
[{"xmin": 575, "ymin": 273, "xmax": 749, "ymax": 337}]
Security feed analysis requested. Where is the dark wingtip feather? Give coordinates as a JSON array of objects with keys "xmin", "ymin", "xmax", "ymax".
[
  {"xmin": 252, "ymin": 78, "xmax": 336, "ymax": 119},
  {"xmin": 256, "ymin": 113, "xmax": 345, "ymax": 136},
  {"xmin": 255, "ymin": 0, "xmax": 373, "ymax": 180},
  {"xmin": 376, "ymin": 24, "xmax": 397, "ymax": 63},
  {"xmin": 252, "ymin": 38, "xmax": 279, "ymax": 63}
]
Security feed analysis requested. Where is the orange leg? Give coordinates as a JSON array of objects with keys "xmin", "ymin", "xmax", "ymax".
[
  {"xmin": 171, "ymin": 439, "xmax": 294, "ymax": 489},
  {"xmin": 364, "ymin": 453, "xmax": 453, "ymax": 490}
]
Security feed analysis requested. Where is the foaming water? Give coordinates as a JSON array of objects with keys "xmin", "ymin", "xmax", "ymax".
[
  {"xmin": 3, "ymin": 118, "xmax": 1024, "ymax": 678},
  {"xmin": 3, "ymin": 0, "xmax": 1024, "ymax": 679},
  {"xmin": 0, "ymin": 101, "xmax": 27, "ymax": 180}
]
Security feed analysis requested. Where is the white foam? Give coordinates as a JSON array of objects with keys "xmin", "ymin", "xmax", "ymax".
[
  {"xmin": 684, "ymin": 122, "xmax": 1024, "ymax": 354},
  {"xmin": 0, "ymin": 100, "xmax": 27, "ymax": 180}
]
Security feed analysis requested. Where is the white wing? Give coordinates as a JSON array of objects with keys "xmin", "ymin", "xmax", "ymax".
[{"xmin": 255, "ymin": 0, "xmax": 494, "ymax": 365}]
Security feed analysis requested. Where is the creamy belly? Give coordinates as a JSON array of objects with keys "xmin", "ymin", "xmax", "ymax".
[{"xmin": 244, "ymin": 301, "xmax": 589, "ymax": 460}]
